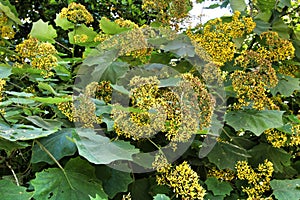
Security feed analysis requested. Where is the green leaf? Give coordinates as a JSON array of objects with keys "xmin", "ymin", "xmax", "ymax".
[
  {"xmin": 0, "ymin": 138, "xmax": 29, "ymax": 155},
  {"xmin": 131, "ymin": 178, "xmax": 152, "ymax": 200},
  {"xmin": 229, "ymin": 0, "xmax": 246, "ymax": 11},
  {"xmin": 100, "ymin": 17, "xmax": 130, "ymax": 35},
  {"xmin": 25, "ymin": 116, "xmax": 62, "ymax": 131},
  {"xmin": 0, "ymin": 124, "xmax": 56, "ymax": 141},
  {"xmin": 159, "ymin": 77, "xmax": 181, "ymax": 87},
  {"xmin": 0, "ymin": 64, "xmax": 12, "ymax": 78},
  {"xmin": 256, "ymin": 0, "xmax": 276, "ymax": 11},
  {"xmin": 31, "ymin": 157, "xmax": 108, "ymax": 200},
  {"xmin": 225, "ymin": 110, "xmax": 284, "ymax": 136},
  {"xmin": 205, "ymin": 177, "xmax": 233, "ymax": 196},
  {"xmin": 96, "ymin": 166, "xmax": 133, "ymax": 198},
  {"xmin": 101, "ymin": 61, "xmax": 129, "ymax": 84},
  {"xmin": 255, "ymin": 10, "xmax": 272, "ymax": 22},
  {"xmin": 254, "ymin": 19, "xmax": 271, "ymax": 34},
  {"xmin": 271, "ymin": 179, "xmax": 300, "ymax": 200},
  {"xmin": 30, "ymin": 19, "xmax": 57, "ymax": 43},
  {"xmin": 249, "ymin": 143, "xmax": 292, "ymax": 172},
  {"xmin": 153, "ymin": 194, "xmax": 170, "ymax": 200},
  {"xmin": 89, "ymin": 194, "xmax": 107, "ymax": 200},
  {"xmin": 0, "ymin": 180, "xmax": 32, "ymax": 200},
  {"xmin": 68, "ymin": 24, "xmax": 97, "ymax": 47},
  {"xmin": 207, "ymin": 142, "xmax": 250, "ymax": 169},
  {"xmin": 162, "ymin": 35, "xmax": 195, "ymax": 57},
  {"xmin": 111, "ymin": 84, "xmax": 130, "ymax": 95},
  {"xmin": 54, "ymin": 13, "xmax": 74, "ymax": 30},
  {"xmin": 32, "ymin": 96, "xmax": 72, "ymax": 104},
  {"xmin": 271, "ymin": 74, "xmax": 300, "ymax": 96},
  {"xmin": 0, "ymin": 2, "xmax": 22, "ymax": 25},
  {"xmin": 73, "ymin": 128, "xmax": 139, "ymax": 164},
  {"xmin": 5, "ymin": 91, "xmax": 33, "ymax": 97},
  {"xmin": 272, "ymin": 19, "xmax": 290, "ymax": 39},
  {"xmin": 38, "ymin": 82, "xmax": 60, "ymax": 96},
  {"xmin": 31, "ymin": 129, "xmax": 77, "ymax": 164}
]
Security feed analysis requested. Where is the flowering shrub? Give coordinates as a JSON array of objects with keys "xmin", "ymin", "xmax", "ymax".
[{"xmin": 0, "ymin": 0, "xmax": 299, "ymax": 200}]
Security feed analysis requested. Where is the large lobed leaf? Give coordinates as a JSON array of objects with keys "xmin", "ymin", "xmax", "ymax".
[
  {"xmin": 225, "ymin": 110, "xmax": 284, "ymax": 136},
  {"xmin": 73, "ymin": 128, "xmax": 139, "ymax": 165},
  {"xmin": 31, "ymin": 157, "xmax": 108, "ymax": 200},
  {"xmin": 271, "ymin": 179, "xmax": 300, "ymax": 200},
  {"xmin": 29, "ymin": 19, "xmax": 57, "ymax": 43}
]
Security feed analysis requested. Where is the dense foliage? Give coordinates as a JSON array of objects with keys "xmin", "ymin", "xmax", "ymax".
[{"xmin": 0, "ymin": 0, "xmax": 299, "ymax": 199}]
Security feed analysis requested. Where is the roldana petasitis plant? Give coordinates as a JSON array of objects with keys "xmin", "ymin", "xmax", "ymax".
[{"xmin": 0, "ymin": 1, "xmax": 300, "ymax": 200}]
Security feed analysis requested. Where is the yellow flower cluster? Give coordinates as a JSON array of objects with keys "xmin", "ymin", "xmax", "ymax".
[
  {"xmin": 291, "ymin": 125, "xmax": 300, "ymax": 146},
  {"xmin": 207, "ymin": 167, "xmax": 235, "ymax": 181},
  {"xmin": 231, "ymin": 50, "xmax": 278, "ymax": 110},
  {"xmin": 278, "ymin": 63, "xmax": 299, "ymax": 77},
  {"xmin": 112, "ymin": 76, "xmax": 167, "ymax": 140},
  {"xmin": 60, "ymin": 2, "xmax": 93, "ymax": 24},
  {"xmin": 142, "ymin": 0, "xmax": 190, "ymax": 24},
  {"xmin": 256, "ymin": 31, "xmax": 295, "ymax": 61},
  {"xmin": 187, "ymin": 11, "xmax": 256, "ymax": 65},
  {"xmin": 57, "ymin": 101, "xmax": 75, "ymax": 122},
  {"xmin": 93, "ymin": 33, "xmax": 111, "ymax": 43},
  {"xmin": 0, "ymin": 79, "xmax": 6, "ymax": 101},
  {"xmin": 15, "ymin": 38, "xmax": 58, "ymax": 72},
  {"xmin": 235, "ymin": 160, "xmax": 274, "ymax": 200},
  {"xmin": 264, "ymin": 125, "xmax": 300, "ymax": 148},
  {"xmin": 57, "ymin": 82, "xmax": 111, "ymax": 127},
  {"xmin": 122, "ymin": 193, "xmax": 132, "ymax": 200},
  {"xmin": 115, "ymin": 18, "xmax": 139, "ymax": 29},
  {"xmin": 0, "ymin": 11, "xmax": 15, "ymax": 40},
  {"xmin": 73, "ymin": 34, "xmax": 88, "ymax": 43},
  {"xmin": 153, "ymin": 156, "xmax": 206, "ymax": 200},
  {"xmin": 264, "ymin": 128, "xmax": 287, "ymax": 148},
  {"xmin": 112, "ymin": 74, "xmax": 213, "ymax": 146}
]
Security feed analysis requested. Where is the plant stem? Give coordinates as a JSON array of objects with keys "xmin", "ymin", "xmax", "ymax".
[{"xmin": 34, "ymin": 140, "xmax": 75, "ymax": 190}]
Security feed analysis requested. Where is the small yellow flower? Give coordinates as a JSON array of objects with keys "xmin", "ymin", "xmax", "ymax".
[{"xmin": 60, "ymin": 2, "xmax": 94, "ymax": 24}]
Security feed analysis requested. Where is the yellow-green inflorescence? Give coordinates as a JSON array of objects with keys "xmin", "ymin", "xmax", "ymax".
[
  {"xmin": 187, "ymin": 11, "xmax": 256, "ymax": 66},
  {"xmin": 0, "ymin": 11, "xmax": 15, "ymax": 40},
  {"xmin": 235, "ymin": 159, "xmax": 274, "ymax": 200},
  {"xmin": 152, "ymin": 154, "xmax": 206, "ymax": 200},
  {"xmin": 264, "ymin": 125, "xmax": 300, "ymax": 148},
  {"xmin": 15, "ymin": 37, "xmax": 58, "ymax": 76},
  {"xmin": 112, "ymin": 73, "xmax": 213, "ymax": 147},
  {"xmin": 59, "ymin": 2, "xmax": 93, "ymax": 24},
  {"xmin": 57, "ymin": 81, "xmax": 112, "ymax": 128}
]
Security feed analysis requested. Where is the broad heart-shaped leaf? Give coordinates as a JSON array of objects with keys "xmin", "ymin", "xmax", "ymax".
[
  {"xmin": 31, "ymin": 128, "xmax": 77, "ymax": 164},
  {"xmin": 26, "ymin": 116, "xmax": 62, "ymax": 131},
  {"xmin": 229, "ymin": 0, "xmax": 246, "ymax": 11},
  {"xmin": 73, "ymin": 128, "xmax": 139, "ymax": 164},
  {"xmin": 207, "ymin": 142, "xmax": 250, "ymax": 170},
  {"xmin": 0, "ymin": 180, "xmax": 32, "ymax": 200},
  {"xmin": 272, "ymin": 18, "xmax": 290, "ymax": 39},
  {"xmin": 205, "ymin": 177, "xmax": 233, "ymax": 196},
  {"xmin": 100, "ymin": 17, "xmax": 131, "ymax": 35},
  {"xmin": 30, "ymin": 19, "xmax": 57, "ymax": 43},
  {"xmin": 0, "ymin": 64, "xmax": 12, "ymax": 78},
  {"xmin": 0, "ymin": 124, "xmax": 56, "ymax": 141},
  {"xmin": 271, "ymin": 74, "xmax": 300, "ymax": 96},
  {"xmin": 153, "ymin": 194, "xmax": 170, "ymax": 200},
  {"xmin": 96, "ymin": 166, "xmax": 133, "ymax": 198},
  {"xmin": 225, "ymin": 110, "xmax": 284, "ymax": 136},
  {"xmin": 0, "ymin": 2, "xmax": 22, "ymax": 25},
  {"xmin": 270, "ymin": 179, "xmax": 300, "ymax": 200},
  {"xmin": 161, "ymin": 35, "xmax": 195, "ymax": 57},
  {"xmin": 249, "ymin": 143, "xmax": 292, "ymax": 173},
  {"xmin": 31, "ymin": 157, "xmax": 108, "ymax": 200},
  {"xmin": 54, "ymin": 13, "xmax": 74, "ymax": 30}
]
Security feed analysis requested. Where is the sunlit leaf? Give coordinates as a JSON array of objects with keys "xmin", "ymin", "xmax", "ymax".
[{"xmin": 30, "ymin": 19, "xmax": 57, "ymax": 43}]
